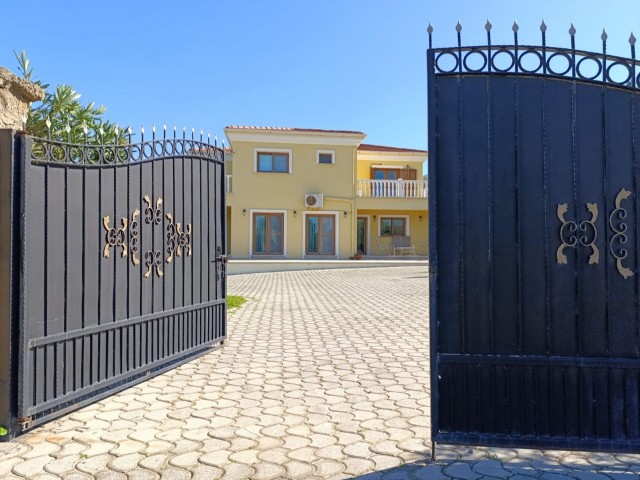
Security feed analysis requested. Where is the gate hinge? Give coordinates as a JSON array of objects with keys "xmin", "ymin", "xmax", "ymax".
[{"xmin": 18, "ymin": 416, "xmax": 32, "ymax": 430}]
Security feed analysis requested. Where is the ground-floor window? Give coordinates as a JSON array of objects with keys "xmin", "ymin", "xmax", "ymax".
[
  {"xmin": 306, "ymin": 214, "xmax": 335, "ymax": 255},
  {"xmin": 253, "ymin": 213, "xmax": 284, "ymax": 255},
  {"xmin": 380, "ymin": 217, "xmax": 406, "ymax": 236}
]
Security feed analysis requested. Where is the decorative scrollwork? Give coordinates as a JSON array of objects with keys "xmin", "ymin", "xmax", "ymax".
[
  {"xmin": 144, "ymin": 250, "xmax": 164, "ymax": 278},
  {"xmin": 166, "ymin": 212, "xmax": 192, "ymax": 263},
  {"xmin": 557, "ymin": 202, "xmax": 599, "ymax": 265},
  {"xmin": 609, "ymin": 188, "xmax": 634, "ymax": 279},
  {"xmin": 557, "ymin": 204, "xmax": 578, "ymax": 264},
  {"xmin": 143, "ymin": 195, "xmax": 163, "ymax": 225},
  {"xmin": 129, "ymin": 209, "xmax": 141, "ymax": 266},
  {"xmin": 579, "ymin": 203, "xmax": 600, "ymax": 265},
  {"xmin": 103, "ymin": 216, "xmax": 128, "ymax": 258},
  {"xmin": 166, "ymin": 213, "xmax": 177, "ymax": 263}
]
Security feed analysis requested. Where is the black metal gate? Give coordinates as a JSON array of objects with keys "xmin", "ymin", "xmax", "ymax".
[
  {"xmin": 429, "ymin": 23, "xmax": 640, "ymax": 451},
  {"xmin": 0, "ymin": 128, "xmax": 227, "ymax": 434}
]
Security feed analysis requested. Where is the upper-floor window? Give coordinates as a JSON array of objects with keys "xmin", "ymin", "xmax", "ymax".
[
  {"xmin": 371, "ymin": 167, "xmax": 417, "ymax": 180},
  {"xmin": 317, "ymin": 150, "xmax": 335, "ymax": 164},
  {"xmin": 257, "ymin": 151, "xmax": 290, "ymax": 173}
]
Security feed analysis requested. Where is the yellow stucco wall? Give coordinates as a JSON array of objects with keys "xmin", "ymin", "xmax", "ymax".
[
  {"xmin": 356, "ymin": 209, "xmax": 428, "ymax": 256},
  {"xmin": 226, "ymin": 140, "xmax": 357, "ymax": 259}
]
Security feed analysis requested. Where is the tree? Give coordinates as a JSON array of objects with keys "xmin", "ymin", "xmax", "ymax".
[{"xmin": 15, "ymin": 50, "xmax": 128, "ymax": 145}]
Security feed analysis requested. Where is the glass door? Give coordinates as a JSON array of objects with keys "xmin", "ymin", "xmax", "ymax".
[
  {"xmin": 306, "ymin": 215, "xmax": 335, "ymax": 255},
  {"xmin": 357, "ymin": 217, "xmax": 367, "ymax": 255}
]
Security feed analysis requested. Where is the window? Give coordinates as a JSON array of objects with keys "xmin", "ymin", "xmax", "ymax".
[
  {"xmin": 371, "ymin": 168, "xmax": 417, "ymax": 180},
  {"xmin": 253, "ymin": 213, "xmax": 284, "ymax": 255},
  {"xmin": 317, "ymin": 150, "xmax": 335, "ymax": 164},
  {"xmin": 306, "ymin": 215, "xmax": 335, "ymax": 255},
  {"xmin": 380, "ymin": 217, "xmax": 406, "ymax": 236},
  {"xmin": 256, "ymin": 151, "xmax": 290, "ymax": 173}
]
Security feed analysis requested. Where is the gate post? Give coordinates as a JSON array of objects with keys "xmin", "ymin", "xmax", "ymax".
[{"xmin": 0, "ymin": 129, "xmax": 20, "ymax": 440}]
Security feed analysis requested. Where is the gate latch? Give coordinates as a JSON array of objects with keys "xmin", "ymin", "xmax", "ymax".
[{"xmin": 213, "ymin": 255, "xmax": 229, "ymax": 265}]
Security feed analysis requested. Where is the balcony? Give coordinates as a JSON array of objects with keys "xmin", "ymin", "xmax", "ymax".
[
  {"xmin": 226, "ymin": 175, "xmax": 232, "ymax": 193},
  {"xmin": 356, "ymin": 179, "xmax": 428, "ymax": 198}
]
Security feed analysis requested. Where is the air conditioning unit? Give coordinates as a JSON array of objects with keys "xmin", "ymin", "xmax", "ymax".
[{"xmin": 304, "ymin": 194, "xmax": 324, "ymax": 208}]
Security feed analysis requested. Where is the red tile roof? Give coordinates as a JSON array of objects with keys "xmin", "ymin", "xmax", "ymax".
[
  {"xmin": 358, "ymin": 143, "xmax": 428, "ymax": 154},
  {"xmin": 225, "ymin": 125, "xmax": 365, "ymax": 135}
]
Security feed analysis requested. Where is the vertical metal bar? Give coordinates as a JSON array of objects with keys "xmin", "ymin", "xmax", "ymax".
[
  {"xmin": 64, "ymin": 152, "xmax": 69, "ymax": 395},
  {"xmin": 81, "ymin": 152, "xmax": 86, "ymax": 387},
  {"xmin": 487, "ymin": 71, "xmax": 494, "ymax": 355},
  {"xmin": 600, "ymin": 35, "xmax": 613, "ymax": 440},
  {"xmin": 456, "ymin": 22, "xmax": 463, "ymax": 74},
  {"xmin": 633, "ymin": 73, "xmax": 640, "ymax": 359},
  {"xmin": 486, "ymin": 21, "xmax": 492, "ymax": 74},
  {"xmin": 631, "ymin": 34, "xmax": 637, "ymax": 90},
  {"xmin": 427, "ymin": 47, "xmax": 440, "ymax": 445},
  {"xmin": 458, "ymin": 69, "xmax": 466, "ymax": 355},
  {"xmin": 571, "ymin": 78, "xmax": 581, "ymax": 358},
  {"xmin": 221, "ymin": 145, "xmax": 227, "ymax": 337}
]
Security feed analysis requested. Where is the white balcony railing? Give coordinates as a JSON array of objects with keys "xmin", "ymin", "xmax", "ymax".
[
  {"xmin": 357, "ymin": 179, "xmax": 428, "ymax": 199},
  {"xmin": 225, "ymin": 175, "xmax": 232, "ymax": 193}
]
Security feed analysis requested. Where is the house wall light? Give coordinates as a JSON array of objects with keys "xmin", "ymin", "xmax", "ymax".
[
  {"xmin": 373, "ymin": 215, "xmax": 377, "ymax": 221},
  {"xmin": 419, "ymin": 215, "xmax": 423, "ymax": 222},
  {"xmin": 343, "ymin": 211, "xmax": 347, "ymax": 218},
  {"xmin": 293, "ymin": 210, "xmax": 297, "ymax": 217},
  {"xmin": 242, "ymin": 208, "xmax": 246, "ymax": 216}
]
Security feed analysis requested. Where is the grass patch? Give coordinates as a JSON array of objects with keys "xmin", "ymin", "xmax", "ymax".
[{"xmin": 227, "ymin": 295, "xmax": 247, "ymax": 310}]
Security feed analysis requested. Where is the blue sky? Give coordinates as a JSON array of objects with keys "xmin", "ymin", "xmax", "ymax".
[{"xmin": 0, "ymin": 1, "xmax": 637, "ymax": 151}]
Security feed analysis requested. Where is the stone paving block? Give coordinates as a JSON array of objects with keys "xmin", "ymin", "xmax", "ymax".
[
  {"xmin": 157, "ymin": 467, "xmax": 191, "ymax": 480},
  {"xmin": 94, "ymin": 471, "xmax": 127, "ymax": 480},
  {"xmin": 443, "ymin": 461, "xmax": 482, "ymax": 480},
  {"xmin": 220, "ymin": 463, "xmax": 254, "ymax": 479},
  {"xmin": 413, "ymin": 464, "xmax": 448, "ymax": 480}
]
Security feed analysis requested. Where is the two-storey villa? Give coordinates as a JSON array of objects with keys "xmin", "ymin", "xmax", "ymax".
[{"xmin": 223, "ymin": 126, "xmax": 428, "ymax": 259}]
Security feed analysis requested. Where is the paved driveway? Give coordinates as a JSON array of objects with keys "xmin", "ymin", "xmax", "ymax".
[{"xmin": 1, "ymin": 266, "xmax": 639, "ymax": 479}]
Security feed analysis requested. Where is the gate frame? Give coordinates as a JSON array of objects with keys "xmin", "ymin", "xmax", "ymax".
[
  {"xmin": 428, "ymin": 23, "xmax": 640, "ymax": 453},
  {"xmin": 0, "ymin": 128, "xmax": 228, "ymax": 439}
]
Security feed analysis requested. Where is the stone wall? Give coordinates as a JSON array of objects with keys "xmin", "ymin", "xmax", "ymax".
[{"xmin": 0, "ymin": 67, "xmax": 44, "ymax": 130}]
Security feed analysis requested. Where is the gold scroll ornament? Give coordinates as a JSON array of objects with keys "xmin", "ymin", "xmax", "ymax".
[
  {"xmin": 609, "ymin": 188, "xmax": 634, "ymax": 279},
  {"xmin": 556, "ymin": 202, "xmax": 599, "ymax": 265}
]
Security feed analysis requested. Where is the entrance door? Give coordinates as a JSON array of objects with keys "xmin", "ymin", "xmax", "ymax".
[
  {"xmin": 306, "ymin": 215, "xmax": 335, "ymax": 255},
  {"xmin": 357, "ymin": 217, "xmax": 368, "ymax": 255}
]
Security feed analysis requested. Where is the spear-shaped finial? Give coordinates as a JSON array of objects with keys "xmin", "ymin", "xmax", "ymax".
[
  {"xmin": 427, "ymin": 22, "xmax": 433, "ymax": 35},
  {"xmin": 45, "ymin": 116, "xmax": 51, "ymax": 130},
  {"xmin": 601, "ymin": 28, "xmax": 608, "ymax": 42},
  {"xmin": 485, "ymin": 19, "xmax": 492, "ymax": 32},
  {"xmin": 512, "ymin": 20, "xmax": 519, "ymax": 33},
  {"xmin": 114, "ymin": 126, "xmax": 119, "ymax": 136},
  {"xmin": 569, "ymin": 23, "xmax": 576, "ymax": 37},
  {"xmin": 141, "ymin": 125, "xmax": 145, "ymax": 135},
  {"xmin": 83, "ymin": 123, "xmax": 88, "ymax": 135},
  {"xmin": 630, "ymin": 32, "xmax": 637, "ymax": 46},
  {"xmin": 540, "ymin": 19, "xmax": 547, "ymax": 32},
  {"xmin": 65, "ymin": 123, "xmax": 71, "ymax": 134},
  {"xmin": 455, "ymin": 21, "xmax": 462, "ymax": 33},
  {"xmin": 152, "ymin": 123, "xmax": 156, "ymax": 133}
]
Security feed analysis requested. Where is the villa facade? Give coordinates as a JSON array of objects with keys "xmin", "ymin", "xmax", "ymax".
[{"xmin": 223, "ymin": 126, "xmax": 428, "ymax": 259}]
